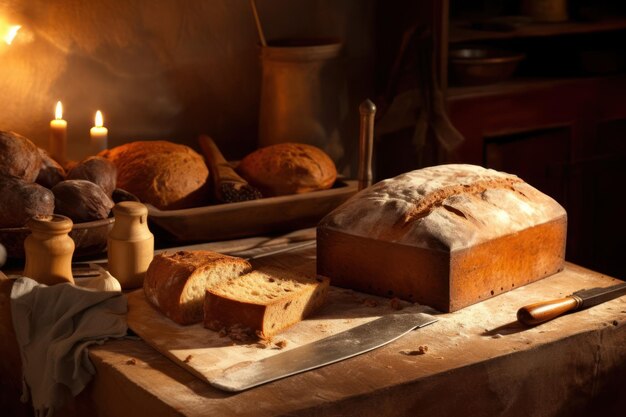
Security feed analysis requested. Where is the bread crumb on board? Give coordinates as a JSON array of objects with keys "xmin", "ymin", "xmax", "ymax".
[
  {"xmin": 363, "ymin": 298, "xmax": 379, "ymax": 307},
  {"xmin": 274, "ymin": 339, "xmax": 288, "ymax": 349},
  {"xmin": 390, "ymin": 297, "xmax": 403, "ymax": 310},
  {"xmin": 256, "ymin": 338, "xmax": 288, "ymax": 350},
  {"xmin": 183, "ymin": 355, "xmax": 193, "ymax": 363},
  {"xmin": 208, "ymin": 321, "xmax": 290, "ymax": 348},
  {"xmin": 400, "ymin": 345, "xmax": 429, "ymax": 356},
  {"xmin": 125, "ymin": 358, "xmax": 137, "ymax": 365}
]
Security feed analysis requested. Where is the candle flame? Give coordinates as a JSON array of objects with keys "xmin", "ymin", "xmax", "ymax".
[
  {"xmin": 55, "ymin": 101, "xmax": 63, "ymax": 120},
  {"xmin": 4, "ymin": 25, "xmax": 20, "ymax": 45},
  {"xmin": 95, "ymin": 110, "xmax": 104, "ymax": 128}
]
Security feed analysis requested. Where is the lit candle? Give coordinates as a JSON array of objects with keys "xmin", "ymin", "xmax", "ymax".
[
  {"xmin": 90, "ymin": 110, "xmax": 108, "ymax": 155},
  {"xmin": 49, "ymin": 101, "xmax": 67, "ymax": 163}
]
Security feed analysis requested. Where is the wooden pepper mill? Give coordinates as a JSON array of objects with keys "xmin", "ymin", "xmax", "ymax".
[
  {"xmin": 107, "ymin": 201, "xmax": 154, "ymax": 289},
  {"xmin": 23, "ymin": 214, "xmax": 75, "ymax": 285}
]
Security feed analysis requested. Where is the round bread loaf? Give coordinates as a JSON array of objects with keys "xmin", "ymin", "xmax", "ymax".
[
  {"xmin": 0, "ymin": 131, "xmax": 42, "ymax": 182},
  {"xmin": 236, "ymin": 143, "xmax": 337, "ymax": 196},
  {"xmin": 0, "ymin": 177, "xmax": 55, "ymax": 227},
  {"xmin": 67, "ymin": 156, "xmax": 117, "ymax": 196},
  {"xmin": 99, "ymin": 141, "xmax": 210, "ymax": 210},
  {"xmin": 52, "ymin": 179, "xmax": 114, "ymax": 223}
]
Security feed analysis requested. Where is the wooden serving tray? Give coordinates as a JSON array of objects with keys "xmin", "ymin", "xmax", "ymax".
[{"xmin": 147, "ymin": 179, "xmax": 357, "ymax": 243}]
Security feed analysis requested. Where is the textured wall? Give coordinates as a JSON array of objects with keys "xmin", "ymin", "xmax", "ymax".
[{"xmin": 0, "ymin": 0, "xmax": 376, "ymax": 174}]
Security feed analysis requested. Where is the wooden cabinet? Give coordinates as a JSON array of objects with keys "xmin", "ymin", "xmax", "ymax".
[
  {"xmin": 447, "ymin": 76, "xmax": 626, "ymax": 278},
  {"xmin": 374, "ymin": 0, "xmax": 626, "ymax": 278}
]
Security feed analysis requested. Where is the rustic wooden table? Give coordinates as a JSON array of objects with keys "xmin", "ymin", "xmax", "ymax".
[{"xmin": 1, "ymin": 228, "xmax": 625, "ymax": 417}]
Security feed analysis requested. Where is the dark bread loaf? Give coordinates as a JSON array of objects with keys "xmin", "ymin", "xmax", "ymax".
[
  {"xmin": 99, "ymin": 141, "xmax": 210, "ymax": 210},
  {"xmin": 144, "ymin": 250, "xmax": 252, "ymax": 325},
  {"xmin": 35, "ymin": 148, "xmax": 66, "ymax": 189},
  {"xmin": 0, "ymin": 177, "xmax": 55, "ymax": 227},
  {"xmin": 236, "ymin": 143, "xmax": 337, "ymax": 196},
  {"xmin": 0, "ymin": 131, "xmax": 42, "ymax": 182},
  {"xmin": 67, "ymin": 156, "xmax": 117, "ymax": 196},
  {"xmin": 204, "ymin": 265, "xmax": 330, "ymax": 338},
  {"xmin": 52, "ymin": 179, "xmax": 114, "ymax": 222}
]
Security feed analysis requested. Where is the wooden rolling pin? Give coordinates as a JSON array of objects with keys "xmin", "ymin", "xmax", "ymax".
[{"xmin": 198, "ymin": 135, "xmax": 262, "ymax": 203}]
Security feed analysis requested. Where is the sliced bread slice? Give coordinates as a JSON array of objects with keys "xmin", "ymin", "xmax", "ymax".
[
  {"xmin": 204, "ymin": 265, "xmax": 330, "ymax": 338},
  {"xmin": 144, "ymin": 250, "xmax": 252, "ymax": 325}
]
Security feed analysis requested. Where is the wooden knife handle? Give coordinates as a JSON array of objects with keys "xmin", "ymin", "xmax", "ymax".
[
  {"xmin": 517, "ymin": 296, "xmax": 582, "ymax": 326},
  {"xmin": 358, "ymin": 99, "xmax": 376, "ymax": 191}
]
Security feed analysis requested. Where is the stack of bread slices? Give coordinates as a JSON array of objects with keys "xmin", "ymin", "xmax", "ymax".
[{"xmin": 143, "ymin": 250, "xmax": 329, "ymax": 339}]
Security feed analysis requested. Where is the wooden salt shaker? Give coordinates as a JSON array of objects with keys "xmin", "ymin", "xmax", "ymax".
[
  {"xmin": 23, "ymin": 214, "xmax": 75, "ymax": 285},
  {"xmin": 107, "ymin": 201, "xmax": 154, "ymax": 289}
]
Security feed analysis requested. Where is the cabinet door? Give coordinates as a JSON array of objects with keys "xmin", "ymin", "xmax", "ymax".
[
  {"xmin": 484, "ymin": 127, "xmax": 571, "ymax": 207},
  {"xmin": 446, "ymin": 80, "xmax": 596, "ymax": 273},
  {"xmin": 576, "ymin": 119, "xmax": 626, "ymax": 278}
]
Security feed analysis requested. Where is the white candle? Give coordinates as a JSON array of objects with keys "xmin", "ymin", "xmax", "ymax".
[
  {"xmin": 49, "ymin": 101, "xmax": 67, "ymax": 163},
  {"xmin": 90, "ymin": 110, "xmax": 108, "ymax": 155}
]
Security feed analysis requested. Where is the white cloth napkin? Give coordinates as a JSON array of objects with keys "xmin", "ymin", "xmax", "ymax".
[{"xmin": 10, "ymin": 276, "xmax": 127, "ymax": 417}]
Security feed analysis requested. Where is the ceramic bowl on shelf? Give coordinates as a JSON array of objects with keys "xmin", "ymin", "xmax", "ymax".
[
  {"xmin": 0, "ymin": 216, "xmax": 114, "ymax": 259},
  {"xmin": 449, "ymin": 47, "xmax": 525, "ymax": 86}
]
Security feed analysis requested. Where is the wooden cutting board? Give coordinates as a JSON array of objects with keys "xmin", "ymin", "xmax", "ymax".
[{"xmin": 126, "ymin": 286, "xmax": 434, "ymax": 390}]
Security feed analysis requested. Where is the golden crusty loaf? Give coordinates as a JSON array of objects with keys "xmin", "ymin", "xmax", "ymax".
[
  {"xmin": 99, "ymin": 141, "xmax": 210, "ymax": 210},
  {"xmin": 144, "ymin": 250, "xmax": 252, "ymax": 325},
  {"xmin": 204, "ymin": 265, "xmax": 330, "ymax": 338},
  {"xmin": 317, "ymin": 164, "xmax": 567, "ymax": 312},
  {"xmin": 0, "ymin": 131, "xmax": 42, "ymax": 182},
  {"xmin": 236, "ymin": 143, "xmax": 337, "ymax": 196}
]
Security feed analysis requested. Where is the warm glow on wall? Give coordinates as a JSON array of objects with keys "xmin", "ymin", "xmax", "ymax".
[{"xmin": 4, "ymin": 24, "xmax": 20, "ymax": 45}]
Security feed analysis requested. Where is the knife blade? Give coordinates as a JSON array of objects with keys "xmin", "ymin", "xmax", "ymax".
[
  {"xmin": 210, "ymin": 312, "xmax": 437, "ymax": 392},
  {"xmin": 517, "ymin": 282, "xmax": 626, "ymax": 326}
]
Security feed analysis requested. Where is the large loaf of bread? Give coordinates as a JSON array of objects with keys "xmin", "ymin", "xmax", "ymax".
[
  {"xmin": 100, "ymin": 141, "xmax": 210, "ymax": 210},
  {"xmin": 317, "ymin": 164, "xmax": 567, "ymax": 312}
]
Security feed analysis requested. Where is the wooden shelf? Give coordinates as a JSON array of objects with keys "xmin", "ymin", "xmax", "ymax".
[
  {"xmin": 446, "ymin": 74, "xmax": 626, "ymax": 100},
  {"xmin": 449, "ymin": 17, "xmax": 626, "ymax": 44}
]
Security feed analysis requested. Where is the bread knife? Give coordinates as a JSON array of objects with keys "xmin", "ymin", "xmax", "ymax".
[
  {"xmin": 210, "ymin": 312, "xmax": 437, "ymax": 392},
  {"xmin": 227, "ymin": 240, "xmax": 317, "ymax": 261},
  {"xmin": 517, "ymin": 282, "xmax": 626, "ymax": 326}
]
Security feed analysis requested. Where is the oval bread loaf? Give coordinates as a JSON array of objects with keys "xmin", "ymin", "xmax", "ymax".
[
  {"xmin": 35, "ymin": 148, "xmax": 66, "ymax": 189},
  {"xmin": 99, "ymin": 141, "xmax": 210, "ymax": 210},
  {"xmin": 0, "ymin": 131, "xmax": 42, "ymax": 182},
  {"xmin": 67, "ymin": 156, "xmax": 117, "ymax": 196},
  {"xmin": 236, "ymin": 143, "xmax": 337, "ymax": 196},
  {"xmin": 52, "ymin": 179, "xmax": 114, "ymax": 222},
  {"xmin": 0, "ymin": 177, "xmax": 55, "ymax": 227}
]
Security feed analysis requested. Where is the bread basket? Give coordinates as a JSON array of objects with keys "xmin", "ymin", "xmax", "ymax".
[{"xmin": 147, "ymin": 100, "xmax": 376, "ymax": 243}]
